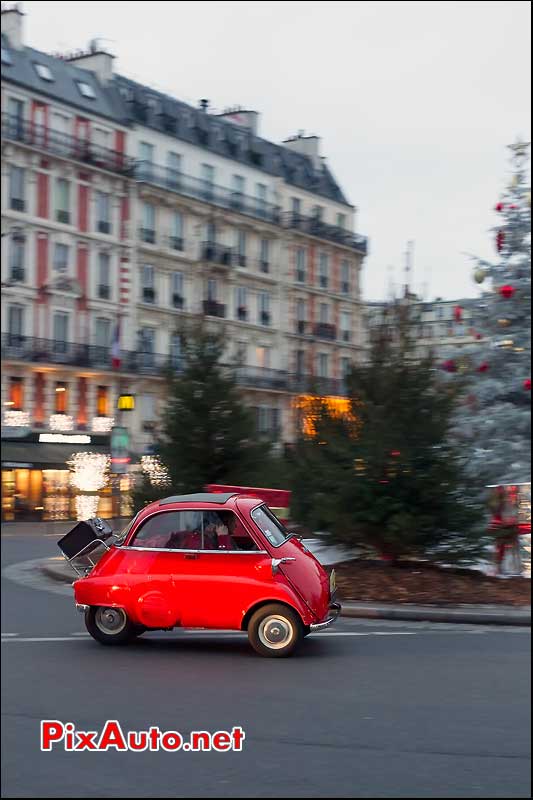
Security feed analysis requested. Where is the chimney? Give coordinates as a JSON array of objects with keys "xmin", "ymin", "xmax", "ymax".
[
  {"xmin": 216, "ymin": 108, "xmax": 259, "ymax": 136},
  {"xmin": 64, "ymin": 39, "xmax": 115, "ymax": 85},
  {"xmin": 1, "ymin": 3, "xmax": 24, "ymax": 50},
  {"xmin": 283, "ymin": 133, "xmax": 322, "ymax": 170},
  {"xmin": 199, "ymin": 99, "xmax": 209, "ymax": 112}
]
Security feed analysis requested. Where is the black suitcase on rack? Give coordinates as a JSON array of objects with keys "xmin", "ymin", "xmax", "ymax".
[{"xmin": 57, "ymin": 517, "xmax": 114, "ymax": 560}]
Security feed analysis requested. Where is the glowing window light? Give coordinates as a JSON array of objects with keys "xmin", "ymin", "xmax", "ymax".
[
  {"xmin": 68, "ymin": 452, "xmax": 110, "ymax": 491},
  {"xmin": 293, "ymin": 395, "xmax": 359, "ymax": 438},
  {"xmin": 2, "ymin": 410, "xmax": 30, "ymax": 427},
  {"xmin": 91, "ymin": 416, "xmax": 115, "ymax": 433},
  {"xmin": 140, "ymin": 455, "xmax": 171, "ymax": 487},
  {"xmin": 50, "ymin": 414, "xmax": 74, "ymax": 431},
  {"xmin": 75, "ymin": 495, "xmax": 100, "ymax": 521}
]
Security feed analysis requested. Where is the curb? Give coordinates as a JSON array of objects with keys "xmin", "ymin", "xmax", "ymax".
[{"xmin": 40, "ymin": 560, "xmax": 531, "ymax": 627}]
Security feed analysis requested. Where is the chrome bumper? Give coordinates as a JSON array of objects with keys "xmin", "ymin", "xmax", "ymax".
[
  {"xmin": 309, "ymin": 601, "xmax": 341, "ymax": 632},
  {"xmin": 76, "ymin": 603, "xmax": 89, "ymax": 613}
]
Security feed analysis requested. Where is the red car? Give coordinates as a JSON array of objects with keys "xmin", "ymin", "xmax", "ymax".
[{"xmin": 64, "ymin": 492, "xmax": 340, "ymax": 657}]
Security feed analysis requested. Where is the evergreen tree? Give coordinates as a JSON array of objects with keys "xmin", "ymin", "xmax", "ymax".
[
  {"xmin": 131, "ymin": 321, "xmax": 281, "ymax": 509},
  {"xmin": 450, "ymin": 141, "xmax": 531, "ymax": 486},
  {"xmin": 290, "ymin": 302, "xmax": 484, "ymax": 562}
]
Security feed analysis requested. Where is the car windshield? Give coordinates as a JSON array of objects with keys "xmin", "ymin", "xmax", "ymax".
[{"xmin": 251, "ymin": 505, "xmax": 290, "ymax": 547}]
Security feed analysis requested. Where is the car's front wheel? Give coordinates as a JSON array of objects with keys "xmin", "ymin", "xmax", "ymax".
[
  {"xmin": 85, "ymin": 606, "xmax": 137, "ymax": 646},
  {"xmin": 247, "ymin": 604, "xmax": 303, "ymax": 658}
]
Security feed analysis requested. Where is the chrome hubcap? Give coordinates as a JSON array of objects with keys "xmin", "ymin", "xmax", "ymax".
[
  {"xmin": 259, "ymin": 615, "xmax": 293, "ymax": 649},
  {"xmin": 95, "ymin": 607, "xmax": 127, "ymax": 635}
]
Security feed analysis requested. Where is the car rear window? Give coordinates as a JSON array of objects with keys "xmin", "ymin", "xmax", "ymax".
[{"xmin": 251, "ymin": 505, "xmax": 289, "ymax": 547}]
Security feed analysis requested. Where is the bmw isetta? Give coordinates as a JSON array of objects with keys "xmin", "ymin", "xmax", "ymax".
[{"xmin": 59, "ymin": 492, "xmax": 340, "ymax": 657}]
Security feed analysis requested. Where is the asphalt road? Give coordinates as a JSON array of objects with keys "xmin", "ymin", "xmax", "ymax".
[{"xmin": 1, "ymin": 531, "xmax": 531, "ymax": 799}]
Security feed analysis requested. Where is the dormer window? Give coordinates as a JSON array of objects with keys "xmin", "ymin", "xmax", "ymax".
[
  {"xmin": 1, "ymin": 47, "xmax": 12, "ymax": 66},
  {"xmin": 76, "ymin": 81, "xmax": 96, "ymax": 99},
  {"xmin": 34, "ymin": 63, "xmax": 54, "ymax": 82}
]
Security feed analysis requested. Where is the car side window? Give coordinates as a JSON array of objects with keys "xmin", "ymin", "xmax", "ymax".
[
  {"xmin": 203, "ymin": 511, "xmax": 260, "ymax": 552},
  {"xmin": 130, "ymin": 511, "xmax": 203, "ymax": 549}
]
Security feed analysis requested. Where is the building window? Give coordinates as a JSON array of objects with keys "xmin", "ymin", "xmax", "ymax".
[
  {"xmin": 260, "ymin": 238, "xmax": 270, "ymax": 272},
  {"xmin": 318, "ymin": 353, "xmax": 329, "ymax": 379},
  {"xmin": 312, "ymin": 205, "xmax": 323, "ymax": 220},
  {"xmin": 95, "ymin": 318, "xmax": 111, "ymax": 352},
  {"xmin": 142, "ymin": 264, "xmax": 155, "ymax": 303},
  {"xmin": 319, "ymin": 252, "xmax": 329, "ymax": 289},
  {"xmin": 170, "ymin": 333, "xmax": 182, "ymax": 369},
  {"xmin": 201, "ymin": 164, "xmax": 215, "ymax": 199},
  {"xmin": 9, "ymin": 233, "xmax": 25, "ymax": 282},
  {"xmin": 34, "ymin": 63, "xmax": 54, "ymax": 82},
  {"xmin": 207, "ymin": 278, "xmax": 218, "ymax": 303},
  {"xmin": 9, "ymin": 166, "xmax": 25, "ymax": 211},
  {"xmin": 98, "ymin": 252, "xmax": 111, "ymax": 300},
  {"xmin": 7, "ymin": 305, "xmax": 25, "ymax": 342},
  {"xmin": 296, "ymin": 299, "xmax": 307, "ymax": 334},
  {"xmin": 341, "ymin": 357, "xmax": 352, "ymax": 379},
  {"xmin": 232, "ymin": 175, "xmax": 245, "ymax": 208},
  {"xmin": 341, "ymin": 260, "xmax": 351, "ymax": 294},
  {"xmin": 172, "ymin": 271, "xmax": 184, "ymax": 308},
  {"xmin": 55, "ymin": 381, "xmax": 68, "ymax": 414},
  {"xmin": 236, "ymin": 230, "xmax": 247, "ymax": 266},
  {"xmin": 167, "ymin": 152, "xmax": 181, "ymax": 187},
  {"xmin": 291, "ymin": 197, "xmax": 301, "ymax": 218},
  {"xmin": 140, "ymin": 394, "xmax": 156, "ymax": 423},
  {"xmin": 206, "ymin": 220, "xmax": 217, "ymax": 244},
  {"xmin": 236, "ymin": 341, "xmax": 247, "ymax": 365},
  {"xmin": 53, "ymin": 243, "xmax": 69, "ymax": 273},
  {"xmin": 256, "ymin": 183, "xmax": 267, "ymax": 217},
  {"xmin": 296, "ymin": 248, "xmax": 306, "ymax": 283},
  {"xmin": 236, "ymin": 286, "xmax": 248, "ymax": 320},
  {"xmin": 96, "ymin": 191, "xmax": 111, "ymax": 233},
  {"xmin": 258, "ymin": 292, "xmax": 271, "ymax": 326},
  {"xmin": 8, "ymin": 377, "xmax": 24, "ymax": 411},
  {"xmin": 7, "ymin": 98, "xmax": 24, "ymax": 138},
  {"xmin": 319, "ymin": 303, "xmax": 330, "ymax": 325},
  {"xmin": 93, "ymin": 127, "xmax": 110, "ymax": 150},
  {"xmin": 170, "ymin": 211, "xmax": 184, "ymax": 250},
  {"xmin": 337, "ymin": 213, "xmax": 346, "ymax": 229},
  {"xmin": 55, "ymin": 178, "xmax": 71, "ymax": 224},
  {"xmin": 141, "ymin": 203, "xmax": 156, "ymax": 243},
  {"xmin": 256, "ymin": 346, "xmax": 271, "ymax": 370},
  {"xmin": 53, "ymin": 313, "xmax": 69, "ymax": 352},
  {"xmin": 76, "ymin": 81, "xmax": 96, "ymax": 99},
  {"xmin": 341, "ymin": 312, "xmax": 351, "ymax": 342},
  {"xmin": 96, "ymin": 386, "xmax": 109, "ymax": 417},
  {"xmin": 296, "ymin": 349, "xmax": 306, "ymax": 376}
]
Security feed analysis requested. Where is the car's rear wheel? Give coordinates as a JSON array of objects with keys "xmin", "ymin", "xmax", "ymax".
[
  {"xmin": 247, "ymin": 604, "xmax": 303, "ymax": 658},
  {"xmin": 85, "ymin": 606, "xmax": 137, "ymax": 646}
]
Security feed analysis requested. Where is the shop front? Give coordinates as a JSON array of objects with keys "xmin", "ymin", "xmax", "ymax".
[{"xmin": 1, "ymin": 435, "xmax": 132, "ymax": 522}]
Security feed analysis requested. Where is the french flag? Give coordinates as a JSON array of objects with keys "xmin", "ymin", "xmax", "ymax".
[{"xmin": 111, "ymin": 319, "xmax": 121, "ymax": 369}]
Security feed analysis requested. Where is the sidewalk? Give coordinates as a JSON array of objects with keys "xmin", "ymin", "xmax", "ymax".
[{"xmin": 39, "ymin": 556, "xmax": 531, "ymax": 627}]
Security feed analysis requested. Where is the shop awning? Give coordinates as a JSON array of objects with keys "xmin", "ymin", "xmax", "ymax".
[{"xmin": 1, "ymin": 442, "xmax": 110, "ymax": 469}]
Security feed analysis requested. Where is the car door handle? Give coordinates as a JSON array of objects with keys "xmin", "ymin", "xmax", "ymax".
[
  {"xmin": 272, "ymin": 557, "xmax": 296, "ymax": 575},
  {"xmin": 184, "ymin": 553, "xmax": 199, "ymax": 560}
]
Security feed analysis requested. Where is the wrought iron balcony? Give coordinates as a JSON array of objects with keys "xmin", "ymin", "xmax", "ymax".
[
  {"xmin": 234, "ymin": 367, "xmax": 289, "ymax": 392},
  {"xmin": 284, "ymin": 212, "xmax": 368, "ymax": 254},
  {"xmin": 314, "ymin": 323, "xmax": 337, "ymax": 341},
  {"xmin": 202, "ymin": 242, "xmax": 233, "ymax": 266},
  {"xmin": 2, "ymin": 114, "xmax": 134, "ymax": 176},
  {"xmin": 135, "ymin": 161, "xmax": 282, "ymax": 225},
  {"xmin": 203, "ymin": 300, "xmax": 226, "ymax": 318}
]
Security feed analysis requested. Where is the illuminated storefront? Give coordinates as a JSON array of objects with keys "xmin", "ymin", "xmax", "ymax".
[{"xmin": 1, "ymin": 433, "xmax": 132, "ymax": 522}]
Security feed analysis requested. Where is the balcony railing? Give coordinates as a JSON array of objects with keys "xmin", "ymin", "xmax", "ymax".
[
  {"xmin": 2, "ymin": 114, "xmax": 134, "ymax": 176},
  {"xmin": 314, "ymin": 323, "xmax": 337, "ymax": 341},
  {"xmin": 1, "ymin": 334, "xmax": 350, "ymax": 394},
  {"xmin": 203, "ymin": 300, "xmax": 226, "ymax": 318},
  {"xmin": 284, "ymin": 213, "xmax": 368, "ymax": 254},
  {"xmin": 202, "ymin": 242, "xmax": 233, "ymax": 266},
  {"xmin": 135, "ymin": 161, "xmax": 282, "ymax": 225}
]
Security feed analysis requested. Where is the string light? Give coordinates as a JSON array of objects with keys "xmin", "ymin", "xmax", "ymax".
[
  {"xmin": 140, "ymin": 455, "xmax": 171, "ymax": 487},
  {"xmin": 2, "ymin": 410, "xmax": 30, "ymax": 427},
  {"xmin": 50, "ymin": 414, "xmax": 74, "ymax": 431},
  {"xmin": 68, "ymin": 453, "xmax": 110, "ymax": 491},
  {"xmin": 91, "ymin": 416, "xmax": 115, "ymax": 433}
]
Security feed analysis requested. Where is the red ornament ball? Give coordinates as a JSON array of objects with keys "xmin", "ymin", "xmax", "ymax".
[
  {"xmin": 495, "ymin": 202, "xmax": 505, "ymax": 212},
  {"xmin": 475, "ymin": 333, "xmax": 483, "ymax": 341},
  {"xmin": 478, "ymin": 362, "xmax": 490, "ymax": 373},
  {"xmin": 442, "ymin": 359, "xmax": 457, "ymax": 373},
  {"xmin": 524, "ymin": 378, "xmax": 532, "ymax": 391},
  {"xmin": 454, "ymin": 305, "xmax": 463, "ymax": 322},
  {"xmin": 496, "ymin": 231, "xmax": 505, "ymax": 252},
  {"xmin": 499, "ymin": 284, "xmax": 516, "ymax": 299}
]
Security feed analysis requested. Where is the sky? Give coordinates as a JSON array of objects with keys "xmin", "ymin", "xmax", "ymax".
[{"xmin": 19, "ymin": 0, "xmax": 531, "ymax": 301}]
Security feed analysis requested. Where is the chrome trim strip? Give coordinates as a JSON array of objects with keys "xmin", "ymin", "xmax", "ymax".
[
  {"xmin": 120, "ymin": 546, "xmax": 269, "ymax": 554},
  {"xmin": 76, "ymin": 604, "xmax": 89, "ymax": 613}
]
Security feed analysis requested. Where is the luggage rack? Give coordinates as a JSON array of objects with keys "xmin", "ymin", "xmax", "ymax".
[{"xmin": 57, "ymin": 517, "xmax": 117, "ymax": 578}]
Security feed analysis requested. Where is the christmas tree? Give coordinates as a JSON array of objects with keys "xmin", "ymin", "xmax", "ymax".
[{"xmin": 451, "ymin": 141, "xmax": 531, "ymax": 487}]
